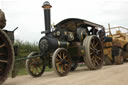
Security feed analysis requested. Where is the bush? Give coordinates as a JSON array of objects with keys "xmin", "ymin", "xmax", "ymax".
[
  {"xmin": 14, "ymin": 40, "xmax": 39, "ymax": 59},
  {"xmin": 14, "ymin": 40, "xmax": 39, "ymax": 73}
]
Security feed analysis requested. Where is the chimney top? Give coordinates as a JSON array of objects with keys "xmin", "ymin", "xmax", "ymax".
[{"xmin": 42, "ymin": 1, "xmax": 52, "ymax": 9}]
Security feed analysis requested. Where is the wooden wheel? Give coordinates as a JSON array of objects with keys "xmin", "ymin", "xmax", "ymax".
[
  {"xmin": 83, "ymin": 35, "xmax": 104, "ymax": 70},
  {"xmin": 26, "ymin": 52, "xmax": 45, "ymax": 77},
  {"xmin": 52, "ymin": 48, "xmax": 71, "ymax": 76},
  {"xmin": 0, "ymin": 29, "xmax": 14, "ymax": 85},
  {"xmin": 114, "ymin": 48, "xmax": 124, "ymax": 65}
]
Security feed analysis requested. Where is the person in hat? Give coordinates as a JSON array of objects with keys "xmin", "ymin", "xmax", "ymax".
[{"xmin": 0, "ymin": 9, "xmax": 6, "ymax": 29}]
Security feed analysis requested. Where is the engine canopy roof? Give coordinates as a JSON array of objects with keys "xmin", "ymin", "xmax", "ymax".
[{"xmin": 55, "ymin": 18, "xmax": 104, "ymax": 31}]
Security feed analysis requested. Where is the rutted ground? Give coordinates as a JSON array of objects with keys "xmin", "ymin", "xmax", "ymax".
[{"xmin": 4, "ymin": 63, "xmax": 128, "ymax": 85}]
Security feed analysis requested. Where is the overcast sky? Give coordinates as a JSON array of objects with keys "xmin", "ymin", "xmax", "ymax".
[{"xmin": 0, "ymin": 0, "xmax": 128, "ymax": 43}]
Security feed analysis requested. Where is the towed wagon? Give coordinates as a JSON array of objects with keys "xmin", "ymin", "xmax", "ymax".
[{"xmin": 104, "ymin": 24, "xmax": 128, "ymax": 65}]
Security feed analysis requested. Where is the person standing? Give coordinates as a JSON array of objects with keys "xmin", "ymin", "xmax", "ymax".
[{"xmin": 0, "ymin": 9, "xmax": 6, "ymax": 29}]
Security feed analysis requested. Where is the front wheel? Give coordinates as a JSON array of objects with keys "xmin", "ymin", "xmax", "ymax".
[
  {"xmin": 52, "ymin": 48, "xmax": 71, "ymax": 76},
  {"xmin": 26, "ymin": 52, "xmax": 45, "ymax": 77}
]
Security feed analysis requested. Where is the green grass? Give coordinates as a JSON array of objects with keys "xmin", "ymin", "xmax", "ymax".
[{"xmin": 17, "ymin": 68, "xmax": 28, "ymax": 76}]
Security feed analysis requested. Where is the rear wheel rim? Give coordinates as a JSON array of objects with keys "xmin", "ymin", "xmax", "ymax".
[{"xmin": 83, "ymin": 36, "xmax": 103, "ymax": 70}]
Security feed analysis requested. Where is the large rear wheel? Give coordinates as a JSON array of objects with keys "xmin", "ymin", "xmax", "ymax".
[
  {"xmin": 83, "ymin": 35, "xmax": 104, "ymax": 70},
  {"xmin": 0, "ymin": 29, "xmax": 14, "ymax": 85}
]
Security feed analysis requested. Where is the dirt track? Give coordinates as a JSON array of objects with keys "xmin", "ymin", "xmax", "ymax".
[{"xmin": 4, "ymin": 63, "xmax": 128, "ymax": 85}]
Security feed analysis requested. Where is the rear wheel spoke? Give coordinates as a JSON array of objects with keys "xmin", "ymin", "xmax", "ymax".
[
  {"xmin": 90, "ymin": 42, "xmax": 95, "ymax": 49},
  {"xmin": 94, "ymin": 58, "xmax": 99, "ymax": 66},
  {"xmin": 92, "ymin": 58, "xmax": 96, "ymax": 66},
  {"xmin": 94, "ymin": 42, "xmax": 99, "ymax": 48},
  {"xmin": 0, "ymin": 60, "xmax": 8, "ymax": 63},
  {"xmin": 0, "ymin": 44, "xmax": 5, "ymax": 48},
  {"xmin": 95, "ymin": 55, "xmax": 102, "ymax": 60},
  {"xmin": 0, "ymin": 53, "xmax": 5, "ymax": 56}
]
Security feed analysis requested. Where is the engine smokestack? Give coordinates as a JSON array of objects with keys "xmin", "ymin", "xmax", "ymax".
[{"xmin": 42, "ymin": 1, "xmax": 52, "ymax": 34}]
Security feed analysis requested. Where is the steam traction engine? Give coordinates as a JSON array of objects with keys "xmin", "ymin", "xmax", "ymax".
[{"xmin": 26, "ymin": 1, "xmax": 105, "ymax": 77}]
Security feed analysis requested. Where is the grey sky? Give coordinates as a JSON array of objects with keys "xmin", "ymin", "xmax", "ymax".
[{"xmin": 0, "ymin": 0, "xmax": 128, "ymax": 42}]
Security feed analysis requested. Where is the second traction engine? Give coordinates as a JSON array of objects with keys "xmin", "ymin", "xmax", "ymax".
[{"xmin": 26, "ymin": 1, "xmax": 105, "ymax": 77}]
